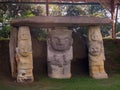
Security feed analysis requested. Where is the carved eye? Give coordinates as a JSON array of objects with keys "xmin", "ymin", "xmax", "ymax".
[
  {"xmin": 52, "ymin": 37, "xmax": 59, "ymax": 42},
  {"xmin": 21, "ymin": 34, "xmax": 29, "ymax": 40},
  {"xmin": 64, "ymin": 38, "xmax": 69, "ymax": 42},
  {"xmin": 19, "ymin": 46, "xmax": 24, "ymax": 50},
  {"xmin": 90, "ymin": 48, "xmax": 94, "ymax": 51},
  {"xmin": 95, "ymin": 47, "xmax": 99, "ymax": 50}
]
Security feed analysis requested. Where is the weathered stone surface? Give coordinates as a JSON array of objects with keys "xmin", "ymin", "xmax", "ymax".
[
  {"xmin": 88, "ymin": 26, "xmax": 108, "ymax": 79},
  {"xmin": 16, "ymin": 26, "xmax": 34, "ymax": 83},
  {"xmin": 47, "ymin": 27, "xmax": 73, "ymax": 78},
  {"xmin": 9, "ymin": 27, "xmax": 18, "ymax": 78},
  {"xmin": 10, "ymin": 16, "xmax": 112, "ymax": 28}
]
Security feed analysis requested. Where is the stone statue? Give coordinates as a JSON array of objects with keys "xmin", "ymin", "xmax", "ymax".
[
  {"xmin": 47, "ymin": 27, "xmax": 73, "ymax": 79},
  {"xmin": 16, "ymin": 26, "xmax": 34, "ymax": 83},
  {"xmin": 88, "ymin": 26, "xmax": 108, "ymax": 79}
]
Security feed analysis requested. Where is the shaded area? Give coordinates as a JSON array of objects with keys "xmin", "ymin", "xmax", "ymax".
[
  {"xmin": 0, "ymin": 39, "xmax": 120, "ymax": 79},
  {"xmin": 0, "ymin": 33, "xmax": 89, "ymax": 78},
  {"xmin": 104, "ymin": 39, "xmax": 120, "ymax": 75},
  {"xmin": 31, "ymin": 33, "xmax": 88, "ymax": 77},
  {"xmin": 0, "ymin": 40, "xmax": 11, "ymax": 77}
]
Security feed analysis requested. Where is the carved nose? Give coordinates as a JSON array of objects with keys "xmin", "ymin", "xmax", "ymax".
[
  {"xmin": 59, "ymin": 40, "xmax": 64, "ymax": 45},
  {"xmin": 24, "ymin": 49, "xmax": 28, "ymax": 52}
]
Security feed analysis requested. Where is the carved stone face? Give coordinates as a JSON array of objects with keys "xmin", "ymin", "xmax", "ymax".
[
  {"xmin": 50, "ymin": 34, "xmax": 72, "ymax": 51},
  {"xmin": 89, "ymin": 41, "xmax": 102, "ymax": 56},
  {"xmin": 18, "ymin": 27, "xmax": 30, "ymax": 40},
  {"xmin": 19, "ymin": 41, "xmax": 31, "ymax": 57},
  {"xmin": 18, "ymin": 27, "xmax": 32, "ymax": 57},
  {"xmin": 20, "ymin": 33, "xmax": 29, "ymax": 40}
]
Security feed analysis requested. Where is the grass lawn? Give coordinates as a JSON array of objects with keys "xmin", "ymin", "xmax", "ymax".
[{"xmin": 0, "ymin": 74, "xmax": 120, "ymax": 90}]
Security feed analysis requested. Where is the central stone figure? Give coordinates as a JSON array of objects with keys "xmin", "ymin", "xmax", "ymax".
[{"xmin": 47, "ymin": 27, "xmax": 73, "ymax": 79}]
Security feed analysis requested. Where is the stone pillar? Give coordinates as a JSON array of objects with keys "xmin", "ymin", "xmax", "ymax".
[
  {"xmin": 88, "ymin": 26, "xmax": 108, "ymax": 79},
  {"xmin": 9, "ymin": 27, "xmax": 18, "ymax": 78},
  {"xmin": 16, "ymin": 26, "xmax": 34, "ymax": 83},
  {"xmin": 47, "ymin": 27, "xmax": 73, "ymax": 79}
]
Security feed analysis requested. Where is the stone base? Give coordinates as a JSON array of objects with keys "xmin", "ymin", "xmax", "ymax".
[
  {"xmin": 17, "ymin": 69, "xmax": 34, "ymax": 83},
  {"xmin": 17, "ymin": 76, "xmax": 34, "ymax": 83},
  {"xmin": 48, "ymin": 74, "xmax": 71, "ymax": 79},
  {"xmin": 91, "ymin": 73, "xmax": 108, "ymax": 79}
]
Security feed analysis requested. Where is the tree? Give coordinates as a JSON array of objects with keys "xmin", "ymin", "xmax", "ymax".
[
  {"xmin": 0, "ymin": 3, "xmax": 45, "ymax": 38},
  {"xmin": 65, "ymin": 5, "xmax": 111, "ymax": 37},
  {"xmin": 0, "ymin": 3, "xmax": 111, "ymax": 38}
]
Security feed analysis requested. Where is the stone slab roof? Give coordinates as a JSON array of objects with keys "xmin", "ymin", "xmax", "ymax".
[{"xmin": 10, "ymin": 16, "xmax": 112, "ymax": 28}]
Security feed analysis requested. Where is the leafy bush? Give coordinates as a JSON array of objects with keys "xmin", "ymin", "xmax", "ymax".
[{"xmin": 0, "ymin": 25, "xmax": 11, "ymax": 39}]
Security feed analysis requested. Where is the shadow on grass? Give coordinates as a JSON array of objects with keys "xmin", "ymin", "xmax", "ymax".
[{"xmin": 0, "ymin": 74, "xmax": 120, "ymax": 90}]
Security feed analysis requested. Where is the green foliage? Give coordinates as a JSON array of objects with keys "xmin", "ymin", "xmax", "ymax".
[
  {"xmin": 0, "ymin": 25, "xmax": 12, "ymax": 39},
  {"xmin": 66, "ymin": 5, "xmax": 80, "ymax": 16},
  {"xmin": 116, "ymin": 23, "xmax": 120, "ymax": 33},
  {"xmin": 91, "ymin": 12, "xmax": 105, "ymax": 17},
  {"xmin": 0, "ymin": 3, "xmax": 45, "ymax": 38},
  {"xmin": 20, "ymin": 10, "xmax": 35, "ymax": 18},
  {"xmin": 0, "ymin": 3, "xmax": 112, "ymax": 38},
  {"xmin": 31, "ymin": 5, "xmax": 46, "ymax": 16},
  {"xmin": 49, "ymin": 5, "xmax": 63, "ymax": 16},
  {"xmin": 66, "ymin": 5, "xmax": 88, "ymax": 37},
  {"xmin": 31, "ymin": 28, "xmax": 47, "ymax": 40},
  {"xmin": 101, "ymin": 25, "xmax": 112, "ymax": 37},
  {"xmin": 65, "ymin": 5, "xmax": 111, "ymax": 37},
  {"xmin": 0, "ymin": 14, "xmax": 3, "ymax": 22}
]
